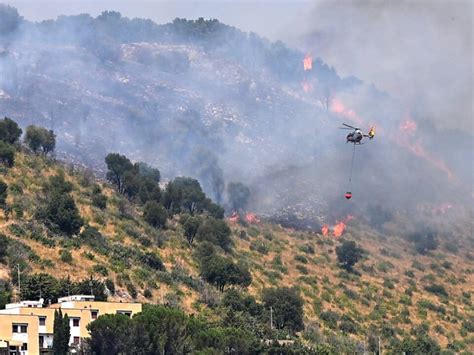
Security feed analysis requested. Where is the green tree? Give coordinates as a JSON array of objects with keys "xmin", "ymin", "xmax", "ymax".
[
  {"xmin": 0, "ymin": 117, "xmax": 22, "ymax": 144},
  {"xmin": 136, "ymin": 162, "xmax": 160, "ymax": 182},
  {"xmin": 143, "ymin": 201, "xmax": 168, "ymax": 228},
  {"xmin": 0, "ymin": 234, "xmax": 8, "ymax": 262},
  {"xmin": 40, "ymin": 193, "xmax": 83, "ymax": 235},
  {"xmin": 182, "ymin": 215, "xmax": 202, "ymax": 246},
  {"xmin": 53, "ymin": 309, "xmax": 70, "ymax": 355},
  {"xmin": 335, "ymin": 240, "xmax": 364, "ymax": 271},
  {"xmin": 262, "ymin": 287, "xmax": 304, "ymax": 333},
  {"xmin": 200, "ymin": 254, "xmax": 251, "ymax": 292},
  {"xmin": 24, "ymin": 125, "xmax": 56, "ymax": 155},
  {"xmin": 21, "ymin": 273, "xmax": 63, "ymax": 303},
  {"xmin": 105, "ymin": 153, "xmax": 134, "ymax": 194},
  {"xmin": 132, "ymin": 305, "xmax": 195, "ymax": 354},
  {"xmin": 0, "ymin": 141, "xmax": 15, "ymax": 167},
  {"xmin": 163, "ymin": 177, "xmax": 206, "ymax": 214},
  {"xmin": 227, "ymin": 182, "xmax": 251, "ymax": 212},
  {"xmin": 196, "ymin": 217, "xmax": 232, "ymax": 251},
  {"xmin": 0, "ymin": 180, "xmax": 7, "ymax": 209},
  {"xmin": 87, "ymin": 314, "xmax": 133, "ymax": 354},
  {"xmin": 0, "ymin": 4, "xmax": 22, "ymax": 35}
]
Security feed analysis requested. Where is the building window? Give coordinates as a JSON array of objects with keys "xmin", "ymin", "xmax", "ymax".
[
  {"xmin": 72, "ymin": 318, "xmax": 80, "ymax": 327},
  {"xmin": 39, "ymin": 316, "xmax": 46, "ymax": 326},
  {"xmin": 12, "ymin": 324, "xmax": 27, "ymax": 333},
  {"xmin": 39, "ymin": 335, "xmax": 44, "ymax": 348},
  {"xmin": 21, "ymin": 343, "xmax": 28, "ymax": 351},
  {"xmin": 117, "ymin": 311, "xmax": 132, "ymax": 317},
  {"xmin": 73, "ymin": 337, "xmax": 80, "ymax": 345},
  {"xmin": 91, "ymin": 310, "xmax": 98, "ymax": 320}
]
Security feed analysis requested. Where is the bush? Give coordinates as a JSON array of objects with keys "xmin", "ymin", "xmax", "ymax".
[
  {"xmin": 24, "ymin": 125, "xmax": 55, "ymax": 155},
  {"xmin": 262, "ymin": 287, "xmax": 304, "ymax": 333},
  {"xmin": 424, "ymin": 284, "xmax": 448, "ymax": 297},
  {"xmin": 139, "ymin": 251, "xmax": 165, "ymax": 271},
  {"xmin": 143, "ymin": 201, "xmax": 167, "ymax": 228},
  {"xmin": 294, "ymin": 254, "xmax": 308, "ymax": 264},
  {"xmin": 38, "ymin": 192, "xmax": 83, "ymax": 236},
  {"xmin": 336, "ymin": 240, "xmax": 364, "ymax": 271},
  {"xmin": 59, "ymin": 249, "xmax": 73, "ymax": 264},
  {"xmin": 92, "ymin": 264, "xmax": 108, "ymax": 276},
  {"xmin": 320, "ymin": 310, "xmax": 340, "ymax": 329},
  {"xmin": 92, "ymin": 194, "xmax": 107, "ymax": 210},
  {"xmin": 196, "ymin": 218, "xmax": 232, "ymax": 252},
  {"xmin": 0, "ymin": 142, "xmax": 15, "ymax": 167}
]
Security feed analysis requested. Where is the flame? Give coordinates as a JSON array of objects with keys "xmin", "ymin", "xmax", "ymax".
[
  {"xmin": 245, "ymin": 213, "xmax": 260, "ymax": 224},
  {"xmin": 303, "ymin": 55, "xmax": 312, "ymax": 71},
  {"xmin": 228, "ymin": 211, "xmax": 239, "ymax": 223},
  {"xmin": 322, "ymin": 224, "xmax": 329, "ymax": 236},
  {"xmin": 330, "ymin": 98, "xmax": 364, "ymax": 125},
  {"xmin": 302, "ymin": 81, "xmax": 313, "ymax": 93},
  {"xmin": 330, "ymin": 99, "xmax": 454, "ymax": 180},
  {"xmin": 332, "ymin": 221, "xmax": 346, "ymax": 237},
  {"xmin": 321, "ymin": 215, "xmax": 354, "ymax": 237}
]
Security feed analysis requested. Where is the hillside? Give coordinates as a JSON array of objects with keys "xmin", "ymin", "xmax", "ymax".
[
  {"xmin": 1, "ymin": 7, "xmax": 471, "ymax": 227},
  {"xmin": 0, "ymin": 146, "xmax": 472, "ymax": 353}
]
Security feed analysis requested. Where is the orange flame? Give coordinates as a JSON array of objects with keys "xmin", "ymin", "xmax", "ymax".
[
  {"xmin": 321, "ymin": 215, "xmax": 353, "ymax": 237},
  {"xmin": 333, "ymin": 221, "xmax": 346, "ymax": 237},
  {"xmin": 322, "ymin": 224, "xmax": 329, "ymax": 236},
  {"xmin": 245, "ymin": 213, "xmax": 260, "ymax": 224},
  {"xmin": 303, "ymin": 55, "xmax": 312, "ymax": 71}
]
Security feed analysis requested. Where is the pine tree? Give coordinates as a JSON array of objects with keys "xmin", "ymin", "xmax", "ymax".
[{"xmin": 53, "ymin": 309, "xmax": 70, "ymax": 355}]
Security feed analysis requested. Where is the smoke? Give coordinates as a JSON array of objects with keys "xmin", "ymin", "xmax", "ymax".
[
  {"xmin": 0, "ymin": 3, "xmax": 471, "ymax": 231},
  {"xmin": 298, "ymin": 0, "xmax": 473, "ymax": 133}
]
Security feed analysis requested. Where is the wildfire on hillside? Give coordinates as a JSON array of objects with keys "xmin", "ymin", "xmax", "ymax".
[
  {"xmin": 330, "ymin": 98, "xmax": 364, "ymax": 125},
  {"xmin": 227, "ymin": 211, "xmax": 261, "ymax": 224},
  {"xmin": 303, "ymin": 55, "xmax": 312, "ymax": 71},
  {"xmin": 321, "ymin": 215, "xmax": 354, "ymax": 237},
  {"xmin": 245, "ymin": 212, "xmax": 261, "ymax": 224}
]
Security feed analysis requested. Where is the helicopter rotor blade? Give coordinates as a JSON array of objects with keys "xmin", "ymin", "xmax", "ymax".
[
  {"xmin": 338, "ymin": 127, "xmax": 353, "ymax": 130},
  {"xmin": 342, "ymin": 123, "xmax": 358, "ymax": 129}
]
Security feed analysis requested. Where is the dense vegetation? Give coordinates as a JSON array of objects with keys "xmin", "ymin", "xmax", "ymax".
[{"xmin": 0, "ymin": 116, "xmax": 472, "ymax": 353}]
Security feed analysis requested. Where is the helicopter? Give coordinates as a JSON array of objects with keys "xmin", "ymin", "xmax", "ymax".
[
  {"xmin": 339, "ymin": 123, "xmax": 375, "ymax": 199},
  {"xmin": 339, "ymin": 123, "xmax": 375, "ymax": 144}
]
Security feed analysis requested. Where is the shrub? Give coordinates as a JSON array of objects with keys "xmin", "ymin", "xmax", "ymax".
[
  {"xmin": 250, "ymin": 239, "xmax": 269, "ymax": 255},
  {"xmin": 262, "ymin": 287, "xmax": 304, "ymax": 333},
  {"xmin": 424, "ymin": 284, "xmax": 448, "ymax": 297},
  {"xmin": 92, "ymin": 193, "xmax": 107, "ymax": 209},
  {"xmin": 143, "ymin": 201, "xmax": 168, "ymax": 228},
  {"xmin": 294, "ymin": 254, "xmax": 308, "ymax": 264},
  {"xmin": 320, "ymin": 310, "xmax": 339, "ymax": 329},
  {"xmin": 59, "ymin": 249, "xmax": 73, "ymax": 264},
  {"xmin": 296, "ymin": 264, "xmax": 308, "ymax": 275},
  {"xmin": 336, "ymin": 240, "xmax": 364, "ymax": 271},
  {"xmin": 0, "ymin": 142, "xmax": 15, "ymax": 167},
  {"xmin": 92, "ymin": 264, "xmax": 108, "ymax": 276},
  {"xmin": 143, "ymin": 289, "xmax": 153, "ymax": 299}
]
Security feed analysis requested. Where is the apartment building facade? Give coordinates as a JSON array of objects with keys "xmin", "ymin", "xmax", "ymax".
[{"xmin": 0, "ymin": 295, "xmax": 142, "ymax": 354}]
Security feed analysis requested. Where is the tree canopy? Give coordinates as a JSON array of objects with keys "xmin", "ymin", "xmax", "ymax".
[
  {"xmin": 262, "ymin": 287, "xmax": 304, "ymax": 333},
  {"xmin": 335, "ymin": 240, "xmax": 364, "ymax": 271}
]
